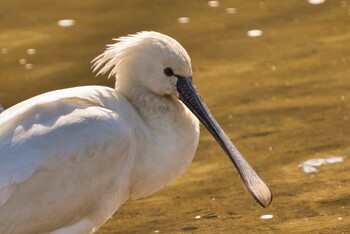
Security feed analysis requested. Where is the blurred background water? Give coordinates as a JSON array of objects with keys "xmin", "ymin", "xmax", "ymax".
[{"xmin": 0, "ymin": 0, "xmax": 349, "ymax": 233}]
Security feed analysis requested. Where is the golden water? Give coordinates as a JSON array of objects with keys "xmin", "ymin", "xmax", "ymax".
[{"xmin": 0, "ymin": 1, "xmax": 349, "ymax": 233}]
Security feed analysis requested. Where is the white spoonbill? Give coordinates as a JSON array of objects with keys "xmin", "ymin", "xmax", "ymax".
[{"xmin": 0, "ymin": 31, "xmax": 272, "ymax": 234}]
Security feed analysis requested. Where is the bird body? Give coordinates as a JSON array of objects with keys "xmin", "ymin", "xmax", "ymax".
[
  {"xmin": 0, "ymin": 85, "xmax": 198, "ymax": 233},
  {"xmin": 0, "ymin": 31, "xmax": 271, "ymax": 233}
]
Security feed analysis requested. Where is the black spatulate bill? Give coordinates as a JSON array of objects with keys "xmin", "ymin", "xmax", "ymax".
[{"xmin": 176, "ymin": 76, "xmax": 272, "ymax": 208}]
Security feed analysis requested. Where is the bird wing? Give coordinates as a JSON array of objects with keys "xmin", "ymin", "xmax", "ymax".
[{"xmin": 0, "ymin": 87, "xmax": 138, "ymax": 230}]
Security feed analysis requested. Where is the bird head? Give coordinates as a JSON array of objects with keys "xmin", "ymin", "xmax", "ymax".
[{"xmin": 92, "ymin": 31, "xmax": 192, "ymax": 97}]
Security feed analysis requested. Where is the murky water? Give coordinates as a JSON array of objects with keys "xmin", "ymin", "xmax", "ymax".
[{"xmin": 1, "ymin": 0, "xmax": 349, "ymax": 233}]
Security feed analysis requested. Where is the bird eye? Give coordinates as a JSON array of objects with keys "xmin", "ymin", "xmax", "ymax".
[{"xmin": 164, "ymin": 67, "xmax": 174, "ymax": 77}]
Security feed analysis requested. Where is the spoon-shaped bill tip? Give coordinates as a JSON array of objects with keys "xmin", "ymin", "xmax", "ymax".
[{"xmin": 240, "ymin": 169, "xmax": 273, "ymax": 208}]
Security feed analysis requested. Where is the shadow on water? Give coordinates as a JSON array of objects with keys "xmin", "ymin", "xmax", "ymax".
[{"xmin": 0, "ymin": 0, "xmax": 349, "ymax": 233}]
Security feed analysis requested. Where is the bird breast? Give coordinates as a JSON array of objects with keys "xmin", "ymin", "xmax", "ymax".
[{"xmin": 128, "ymin": 95, "xmax": 200, "ymax": 200}]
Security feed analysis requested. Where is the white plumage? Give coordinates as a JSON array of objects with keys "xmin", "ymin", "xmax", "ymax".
[{"xmin": 0, "ymin": 31, "xmax": 271, "ymax": 234}]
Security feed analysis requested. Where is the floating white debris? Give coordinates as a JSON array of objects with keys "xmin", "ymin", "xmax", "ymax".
[
  {"xmin": 208, "ymin": 1, "xmax": 219, "ymax": 7},
  {"xmin": 195, "ymin": 215, "xmax": 201, "ymax": 219},
  {"xmin": 308, "ymin": 0, "xmax": 326, "ymax": 5},
  {"xmin": 247, "ymin": 29, "xmax": 263, "ymax": 37},
  {"xmin": 325, "ymin": 157, "xmax": 343, "ymax": 164},
  {"xmin": 154, "ymin": 230, "xmax": 160, "ymax": 233},
  {"xmin": 299, "ymin": 156, "xmax": 344, "ymax": 174},
  {"xmin": 301, "ymin": 165, "xmax": 319, "ymax": 173},
  {"xmin": 1, "ymin": 48, "xmax": 8, "ymax": 54},
  {"xmin": 57, "ymin": 19, "xmax": 75, "ymax": 27},
  {"xmin": 261, "ymin": 214, "xmax": 273, "ymax": 220},
  {"xmin": 25, "ymin": 63, "xmax": 33, "ymax": 69},
  {"xmin": 27, "ymin": 48, "xmax": 36, "ymax": 55},
  {"xmin": 226, "ymin": 8, "xmax": 237, "ymax": 14},
  {"xmin": 19, "ymin": 58, "xmax": 27, "ymax": 65},
  {"xmin": 178, "ymin": 17, "xmax": 190, "ymax": 24}
]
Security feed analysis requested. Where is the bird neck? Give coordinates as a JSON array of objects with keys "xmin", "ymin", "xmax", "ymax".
[
  {"xmin": 120, "ymin": 85, "xmax": 180, "ymax": 130},
  {"xmin": 117, "ymin": 85, "xmax": 200, "ymax": 199}
]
